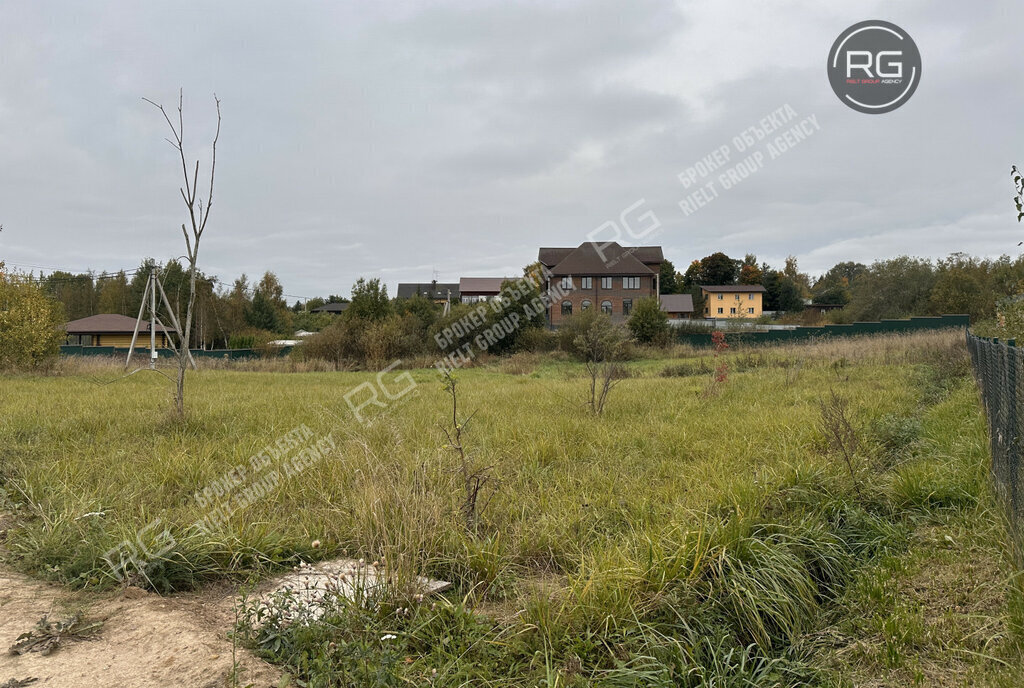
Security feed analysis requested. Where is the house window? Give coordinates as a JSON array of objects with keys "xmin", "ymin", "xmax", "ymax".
[
  {"xmin": 581, "ymin": 300, "xmax": 592, "ymax": 311},
  {"xmin": 66, "ymin": 334, "xmax": 93, "ymax": 346},
  {"xmin": 601, "ymin": 276, "xmax": 612, "ymax": 289},
  {"xmin": 717, "ymin": 294, "xmax": 723, "ymax": 300},
  {"xmin": 560, "ymin": 276, "xmax": 572, "ymax": 290},
  {"xmin": 623, "ymin": 277, "xmax": 640, "ymax": 289},
  {"xmin": 622, "ymin": 299, "xmax": 633, "ymax": 316},
  {"xmin": 561, "ymin": 300, "xmax": 572, "ymax": 316},
  {"xmin": 581, "ymin": 277, "xmax": 592, "ymax": 289},
  {"xmin": 735, "ymin": 294, "xmax": 741, "ymax": 300},
  {"xmin": 717, "ymin": 307, "xmax": 724, "ymax": 314},
  {"xmin": 747, "ymin": 307, "xmax": 754, "ymax": 314},
  {"xmin": 730, "ymin": 307, "xmax": 736, "ymax": 314},
  {"xmin": 748, "ymin": 293, "xmax": 754, "ymax": 300},
  {"xmin": 601, "ymin": 300, "xmax": 613, "ymax": 314}
]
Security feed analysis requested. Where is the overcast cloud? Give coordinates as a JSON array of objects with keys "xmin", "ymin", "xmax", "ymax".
[{"xmin": 1, "ymin": 1, "xmax": 1022, "ymax": 300}]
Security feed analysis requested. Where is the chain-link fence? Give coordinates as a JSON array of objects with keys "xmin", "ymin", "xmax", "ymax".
[{"xmin": 967, "ymin": 331, "xmax": 1023, "ymax": 526}]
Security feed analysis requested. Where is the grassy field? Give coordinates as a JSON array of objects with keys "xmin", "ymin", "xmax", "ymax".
[{"xmin": 2, "ymin": 329, "xmax": 1023, "ymax": 686}]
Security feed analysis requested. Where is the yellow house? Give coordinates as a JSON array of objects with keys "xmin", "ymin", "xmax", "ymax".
[
  {"xmin": 701, "ymin": 285, "xmax": 766, "ymax": 318},
  {"xmin": 64, "ymin": 314, "xmax": 174, "ymax": 348}
]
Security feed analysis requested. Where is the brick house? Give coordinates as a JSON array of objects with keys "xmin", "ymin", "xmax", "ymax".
[{"xmin": 538, "ymin": 242, "xmax": 663, "ymax": 327}]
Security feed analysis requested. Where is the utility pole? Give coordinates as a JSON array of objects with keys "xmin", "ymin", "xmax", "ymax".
[
  {"xmin": 149, "ymin": 269, "xmax": 157, "ymax": 367},
  {"xmin": 125, "ymin": 267, "xmax": 197, "ymax": 371}
]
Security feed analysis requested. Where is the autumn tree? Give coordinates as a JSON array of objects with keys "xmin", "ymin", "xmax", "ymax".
[
  {"xmin": 739, "ymin": 254, "xmax": 763, "ymax": 285},
  {"xmin": 246, "ymin": 271, "xmax": 292, "ymax": 333},
  {"xmin": 681, "ymin": 252, "xmax": 740, "ymax": 289},
  {"xmin": 0, "ymin": 267, "xmax": 65, "ymax": 368},
  {"xmin": 346, "ymin": 277, "xmax": 392, "ymax": 321}
]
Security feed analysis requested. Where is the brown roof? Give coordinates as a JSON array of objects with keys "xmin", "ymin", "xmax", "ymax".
[
  {"xmin": 459, "ymin": 277, "xmax": 513, "ymax": 294},
  {"xmin": 538, "ymin": 244, "xmax": 663, "ymax": 268},
  {"xmin": 396, "ymin": 283, "xmax": 460, "ymax": 299},
  {"xmin": 542, "ymin": 242, "xmax": 660, "ymax": 276},
  {"xmin": 701, "ymin": 284, "xmax": 767, "ymax": 293},
  {"xmin": 537, "ymin": 247, "xmax": 574, "ymax": 267},
  {"xmin": 659, "ymin": 293, "xmax": 694, "ymax": 313},
  {"xmin": 64, "ymin": 314, "xmax": 177, "ymax": 334},
  {"xmin": 311, "ymin": 302, "xmax": 349, "ymax": 314}
]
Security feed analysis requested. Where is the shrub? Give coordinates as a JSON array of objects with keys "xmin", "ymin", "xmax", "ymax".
[
  {"xmin": 0, "ymin": 269, "xmax": 65, "ymax": 369},
  {"xmin": 302, "ymin": 318, "xmax": 365, "ymax": 369},
  {"xmin": 627, "ymin": 296, "xmax": 669, "ymax": 344},
  {"xmin": 227, "ymin": 333, "xmax": 257, "ymax": 349},
  {"xmin": 565, "ymin": 310, "xmax": 628, "ymax": 414},
  {"xmin": 513, "ymin": 326, "xmax": 556, "ymax": 353},
  {"xmin": 871, "ymin": 414, "xmax": 921, "ymax": 463},
  {"xmin": 227, "ymin": 328, "xmax": 276, "ymax": 351},
  {"xmin": 661, "ymin": 359, "xmax": 713, "ymax": 377}
]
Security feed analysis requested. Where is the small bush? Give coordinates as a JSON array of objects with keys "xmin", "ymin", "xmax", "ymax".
[
  {"xmin": 871, "ymin": 414, "xmax": 921, "ymax": 464},
  {"xmin": 500, "ymin": 352, "xmax": 538, "ymax": 375},
  {"xmin": 888, "ymin": 462, "xmax": 978, "ymax": 512},
  {"xmin": 627, "ymin": 296, "xmax": 670, "ymax": 345},
  {"xmin": 514, "ymin": 326, "xmax": 557, "ymax": 353},
  {"xmin": 661, "ymin": 360, "xmax": 713, "ymax": 377}
]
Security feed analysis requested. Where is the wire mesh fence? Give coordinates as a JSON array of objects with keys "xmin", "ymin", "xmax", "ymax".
[{"xmin": 967, "ymin": 331, "xmax": 1024, "ymax": 527}]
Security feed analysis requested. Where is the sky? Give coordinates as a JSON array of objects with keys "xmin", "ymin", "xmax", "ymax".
[{"xmin": 1, "ymin": 1, "xmax": 1022, "ymax": 302}]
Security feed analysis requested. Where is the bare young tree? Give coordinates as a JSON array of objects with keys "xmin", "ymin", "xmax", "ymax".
[
  {"xmin": 440, "ymin": 370, "xmax": 496, "ymax": 533},
  {"xmin": 144, "ymin": 90, "xmax": 221, "ymax": 417},
  {"xmin": 817, "ymin": 388, "xmax": 862, "ymax": 496},
  {"xmin": 572, "ymin": 312, "xmax": 627, "ymax": 415}
]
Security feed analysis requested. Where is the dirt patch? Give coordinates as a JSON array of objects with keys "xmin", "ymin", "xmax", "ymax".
[
  {"xmin": 243, "ymin": 558, "xmax": 451, "ymax": 628},
  {"xmin": 0, "ymin": 569, "xmax": 282, "ymax": 688}
]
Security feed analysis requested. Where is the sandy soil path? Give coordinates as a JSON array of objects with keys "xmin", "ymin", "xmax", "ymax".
[{"xmin": 0, "ymin": 569, "xmax": 283, "ymax": 688}]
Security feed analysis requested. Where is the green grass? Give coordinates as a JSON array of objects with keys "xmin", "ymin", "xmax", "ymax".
[{"xmin": 1, "ymin": 329, "xmax": 1022, "ymax": 686}]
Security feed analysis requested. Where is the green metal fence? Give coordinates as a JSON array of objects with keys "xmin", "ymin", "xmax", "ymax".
[
  {"xmin": 677, "ymin": 314, "xmax": 970, "ymax": 347},
  {"xmin": 58, "ymin": 345, "xmax": 277, "ymax": 359},
  {"xmin": 966, "ymin": 331, "xmax": 1023, "ymax": 526}
]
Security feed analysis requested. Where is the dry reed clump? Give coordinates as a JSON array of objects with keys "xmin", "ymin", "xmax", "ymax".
[{"xmin": 499, "ymin": 352, "xmax": 540, "ymax": 376}]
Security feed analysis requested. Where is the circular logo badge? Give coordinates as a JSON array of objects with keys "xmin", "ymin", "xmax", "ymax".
[{"xmin": 827, "ymin": 20, "xmax": 921, "ymax": 114}]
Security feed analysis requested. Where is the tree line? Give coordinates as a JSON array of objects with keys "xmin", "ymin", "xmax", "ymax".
[
  {"xmin": 659, "ymin": 251, "xmax": 1024, "ymax": 324},
  {"xmin": 7, "ymin": 249, "xmax": 1024, "ymax": 364},
  {"xmin": 35, "ymin": 258, "xmax": 340, "ymax": 348}
]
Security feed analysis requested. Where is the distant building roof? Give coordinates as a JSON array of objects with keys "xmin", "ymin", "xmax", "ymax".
[
  {"xmin": 311, "ymin": 302, "xmax": 349, "ymax": 314},
  {"xmin": 701, "ymin": 284, "xmax": 767, "ymax": 293},
  {"xmin": 396, "ymin": 283, "xmax": 460, "ymax": 300},
  {"xmin": 538, "ymin": 244, "xmax": 664, "ymax": 268},
  {"xmin": 539, "ymin": 242, "xmax": 662, "ymax": 276},
  {"xmin": 64, "ymin": 313, "xmax": 176, "ymax": 334},
  {"xmin": 459, "ymin": 277, "xmax": 512, "ymax": 294},
  {"xmin": 660, "ymin": 293, "xmax": 695, "ymax": 313}
]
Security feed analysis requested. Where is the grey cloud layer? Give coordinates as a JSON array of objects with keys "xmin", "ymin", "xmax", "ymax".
[{"xmin": 0, "ymin": 0, "xmax": 1021, "ymax": 298}]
